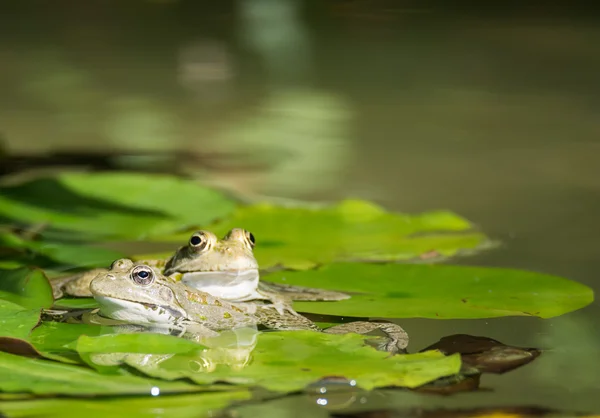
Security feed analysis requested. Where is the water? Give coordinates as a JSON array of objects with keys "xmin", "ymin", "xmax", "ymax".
[{"xmin": 1, "ymin": 0, "xmax": 599, "ymax": 413}]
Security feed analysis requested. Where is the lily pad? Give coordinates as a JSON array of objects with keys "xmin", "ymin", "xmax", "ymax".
[
  {"xmin": 76, "ymin": 333, "xmax": 205, "ymax": 355},
  {"xmin": 0, "ymin": 172, "xmax": 236, "ymax": 240},
  {"xmin": 80, "ymin": 331, "xmax": 461, "ymax": 392},
  {"xmin": 0, "ymin": 231, "xmax": 125, "ymax": 269},
  {"xmin": 0, "ymin": 391, "xmax": 252, "ymax": 418},
  {"xmin": 28, "ymin": 322, "xmax": 105, "ymax": 363},
  {"xmin": 0, "ymin": 300, "xmax": 41, "ymax": 340},
  {"xmin": 52, "ymin": 297, "xmax": 99, "ymax": 309},
  {"xmin": 0, "ymin": 350, "xmax": 210, "ymax": 395},
  {"xmin": 263, "ymin": 263, "xmax": 594, "ymax": 319},
  {"xmin": 0, "ymin": 267, "xmax": 53, "ymax": 310},
  {"xmin": 60, "ymin": 172, "xmax": 236, "ymax": 228},
  {"xmin": 152, "ymin": 200, "xmax": 492, "ymax": 269}
]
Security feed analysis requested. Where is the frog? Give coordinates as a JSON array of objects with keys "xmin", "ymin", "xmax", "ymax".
[
  {"xmin": 51, "ymin": 228, "xmax": 350, "ymax": 315},
  {"xmin": 89, "ymin": 259, "xmax": 409, "ymax": 354},
  {"xmin": 162, "ymin": 228, "xmax": 350, "ymax": 312}
]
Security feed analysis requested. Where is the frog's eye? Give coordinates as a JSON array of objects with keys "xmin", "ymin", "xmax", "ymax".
[
  {"xmin": 245, "ymin": 231, "xmax": 256, "ymax": 248},
  {"xmin": 131, "ymin": 265, "xmax": 154, "ymax": 286},
  {"xmin": 189, "ymin": 232, "xmax": 209, "ymax": 251}
]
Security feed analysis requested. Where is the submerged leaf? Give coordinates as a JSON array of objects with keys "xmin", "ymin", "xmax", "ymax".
[
  {"xmin": 422, "ymin": 334, "xmax": 542, "ymax": 374},
  {"xmin": 263, "ymin": 263, "xmax": 594, "ymax": 319}
]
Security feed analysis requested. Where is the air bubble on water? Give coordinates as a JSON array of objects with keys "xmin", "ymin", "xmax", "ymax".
[
  {"xmin": 150, "ymin": 386, "xmax": 160, "ymax": 396},
  {"xmin": 316, "ymin": 398, "xmax": 328, "ymax": 406}
]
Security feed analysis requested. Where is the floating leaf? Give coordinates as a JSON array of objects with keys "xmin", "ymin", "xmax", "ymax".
[
  {"xmin": 0, "ymin": 267, "xmax": 53, "ymax": 310},
  {"xmin": 76, "ymin": 333, "xmax": 205, "ymax": 355},
  {"xmin": 149, "ymin": 200, "xmax": 491, "ymax": 269},
  {"xmin": 28, "ymin": 322, "xmax": 106, "ymax": 364},
  {"xmin": 80, "ymin": 331, "xmax": 461, "ymax": 392},
  {"xmin": 0, "ymin": 391, "xmax": 251, "ymax": 418},
  {"xmin": 52, "ymin": 297, "xmax": 99, "ymax": 309},
  {"xmin": 0, "ymin": 173, "xmax": 236, "ymax": 240},
  {"xmin": 0, "ymin": 300, "xmax": 40, "ymax": 340},
  {"xmin": 0, "ymin": 231, "xmax": 125, "ymax": 269},
  {"xmin": 262, "ymin": 263, "xmax": 594, "ymax": 319},
  {"xmin": 0, "ymin": 351, "xmax": 209, "ymax": 395},
  {"xmin": 60, "ymin": 172, "xmax": 236, "ymax": 229}
]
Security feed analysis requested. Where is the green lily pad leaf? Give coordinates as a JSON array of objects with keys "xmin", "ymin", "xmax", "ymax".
[
  {"xmin": 154, "ymin": 200, "xmax": 492, "ymax": 269},
  {"xmin": 0, "ymin": 267, "xmax": 53, "ymax": 310},
  {"xmin": 0, "ymin": 351, "xmax": 209, "ymax": 395},
  {"xmin": 0, "ymin": 391, "xmax": 252, "ymax": 418},
  {"xmin": 28, "ymin": 322, "xmax": 105, "ymax": 364},
  {"xmin": 52, "ymin": 297, "xmax": 99, "ymax": 309},
  {"xmin": 26, "ymin": 241, "xmax": 125, "ymax": 269},
  {"xmin": 265, "ymin": 263, "xmax": 594, "ymax": 319},
  {"xmin": 0, "ymin": 172, "xmax": 236, "ymax": 240},
  {"xmin": 60, "ymin": 172, "xmax": 236, "ymax": 228},
  {"xmin": 0, "ymin": 231, "xmax": 125, "ymax": 268},
  {"xmin": 0, "ymin": 300, "xmax": 41, "ymax": 340},
  {"xmin": 80, "ymin": 331, "xmax": 461, "ymax": 392}
]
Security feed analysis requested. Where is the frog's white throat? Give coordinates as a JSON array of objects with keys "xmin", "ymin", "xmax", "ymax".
[
  {"xmin": 94, "ymin": 296, "xmax": 184, "ymax": 325},
  {"xmin": 180, "ymin": 269, "xmax": 261, "ymax": 302}
]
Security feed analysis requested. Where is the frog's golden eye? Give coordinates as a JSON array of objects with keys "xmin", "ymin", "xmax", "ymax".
[
  {"xmin": 245, "ymin": 230, "xmax": 256, "ymax": 248},
  {"xmin": 189, "ymin": 232, "xmax": 209, "ymax": 251},
  {"xmin": 131, "ymin": 265, "xmax": 154, "ymax": 286}
]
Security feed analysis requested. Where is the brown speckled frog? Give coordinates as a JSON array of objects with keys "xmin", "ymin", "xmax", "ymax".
[
  {"xmin": 51, "ymin": 229, "xmax": 349, "ymax": 315},
  {"xmin": 89, "ymin": 259, "xmax": 409, "ymax": 353}
]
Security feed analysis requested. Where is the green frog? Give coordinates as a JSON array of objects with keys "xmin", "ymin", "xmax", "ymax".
[
  {"xmin": 162, "ymin": 228, "xmax": 349, "ymax": 313},
  {"xmin": 52, "ymin": 229, "xmax": 349, "ymax": 315},
  {"xmin": 89, "ymin": 259, "xmax": 409, "ymax": 353}
]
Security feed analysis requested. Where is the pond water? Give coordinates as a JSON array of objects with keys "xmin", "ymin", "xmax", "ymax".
[{"xmin": 0, "ymin": 0, "xmax": 599, "ymax": 415}]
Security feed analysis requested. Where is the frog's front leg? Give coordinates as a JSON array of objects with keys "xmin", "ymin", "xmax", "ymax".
[{"xmin": 323, "ymin": 321, "xmax": 409, "ymax": 355}]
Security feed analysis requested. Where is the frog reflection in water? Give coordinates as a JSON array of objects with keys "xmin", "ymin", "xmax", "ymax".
[
  {"xmin": 90, "ymin": 259, "xmax": 409, "ymax": 353},
  {"xmin": 52, "ymin": 228, "xmax": 349, "ymax": 315}
]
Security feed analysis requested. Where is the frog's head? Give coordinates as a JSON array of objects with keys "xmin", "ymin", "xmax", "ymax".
[
  {"xmin": 163, "ymin": 228, "xmax": 258, "ymax": 275},
  {"xmin": 90, "ymin": 259, "xmax": 187, "ymax": 324}
]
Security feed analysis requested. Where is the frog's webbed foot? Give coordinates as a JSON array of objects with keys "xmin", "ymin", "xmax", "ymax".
[
  {"xmin": 256, "ymin": 291, "xmax": 302, "ymax": 317},
  {"xmin": 262, "ymin": 300, "xmax": 302, "ymax": 317},
  {"xmin": 323, "ymin": 321, "xmax": 409, "ymax": 355}
]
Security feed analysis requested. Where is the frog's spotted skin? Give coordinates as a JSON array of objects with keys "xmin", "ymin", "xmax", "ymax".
[{"xmin": 90, "ymin": 259, "xmax": 409, "ymax": 353}]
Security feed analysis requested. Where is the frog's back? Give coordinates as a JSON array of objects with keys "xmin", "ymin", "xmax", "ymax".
[{"xmin": 179, "ymin": 288, "xmax": 259, "ymax": 330}]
